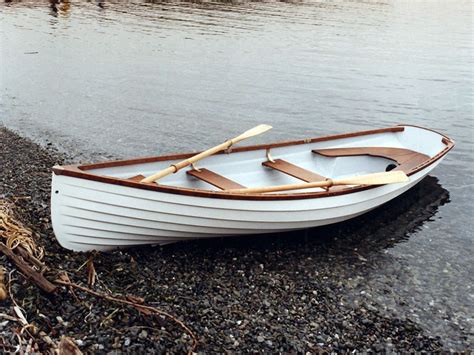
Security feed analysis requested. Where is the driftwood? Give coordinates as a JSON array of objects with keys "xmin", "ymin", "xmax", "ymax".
[
  {"xmin": 0, "ymin": 242, "xmax": 57, "ymax": 294},
  {"xmin": 15, "ymin": 245, "xmax": 47, "ymax": 272}
]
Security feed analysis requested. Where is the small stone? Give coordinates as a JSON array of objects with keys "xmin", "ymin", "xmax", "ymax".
[
  {"xmin": 257, "ymin": 335, "xmax": 265, "ymax": 342},
  {"xmin": 139, "ymin": 330, "xmax": 148, "ymax": 339}
]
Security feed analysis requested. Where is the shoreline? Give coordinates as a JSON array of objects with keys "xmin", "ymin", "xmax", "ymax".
[{"xmin": 0, "ymin": 125, "xmax": 449, "ymax": 352}]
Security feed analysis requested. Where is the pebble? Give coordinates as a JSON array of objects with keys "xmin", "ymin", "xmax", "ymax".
[{"xmin": 139, "ymin": 330, "xmax": 148, "ymax": 339}]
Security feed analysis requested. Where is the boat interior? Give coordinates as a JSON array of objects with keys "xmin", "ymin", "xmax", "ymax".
[{"xmin": 66, "ymin": 126, "xmax": 452, "ymax": 194}]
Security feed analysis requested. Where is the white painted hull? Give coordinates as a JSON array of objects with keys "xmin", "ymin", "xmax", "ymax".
[{"xmin": 51, "ymin": 125, "xmax": 452, "ymax": 252}]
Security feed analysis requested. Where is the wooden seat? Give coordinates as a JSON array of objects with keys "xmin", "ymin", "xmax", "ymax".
[
  {"xmin": 186, "ymin": 168, "xmax": 245, "ymax": 190},
  {"xmin": 262, "ymin": 159, "xmax": 326, "ymax": 182},
  {"xmin": 127, "ymin": 174, "xmax": 146, "ymax": 182},
  {"xmin": 262, "ymin": 159, "xmax": 346, "ymax": 192},
  {"xmin": 312, "ymin": 147, "xmax": 429, "ymax": 173}
]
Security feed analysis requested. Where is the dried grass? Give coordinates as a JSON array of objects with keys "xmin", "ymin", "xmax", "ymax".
[{"xmin": 0, "ymin": 199, "xmax": 44, "ymax": 261}]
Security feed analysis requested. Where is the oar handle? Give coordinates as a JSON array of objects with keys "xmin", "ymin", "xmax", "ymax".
[
  {"xmin": 227, "ymin": 179, "xmax": 331, "ymax": 194},
  {"xmin": 141, "ymin": 141, "xmax": 231, "ymax": 183},
  {"xmin": 227, "ymin": 171, "xmax": 409, "ymax": 194},
  {"xmin": 141, "ymin": 124, "xmax": 272, "ymax": 183}
]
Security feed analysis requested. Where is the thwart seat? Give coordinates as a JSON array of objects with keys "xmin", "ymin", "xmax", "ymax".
[
  {"xmin": 261, "ymin": 158, "xmax": 346, "ymax": 191},
  {"xmin": 129, "ymin": 171, "xmax": 245, "ymax": 190},
  {"xmin": 262, "ymin": 159, "xmax": 326, "ymax": 182},
  {"xmin": 186, "ymin": 168, "xmax": 245, "ymax": 190}
]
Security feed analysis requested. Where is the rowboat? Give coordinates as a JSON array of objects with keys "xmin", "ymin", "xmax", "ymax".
[{"xmin": 51, "ymin": 125, "xmax": 454, "ymax": 252}]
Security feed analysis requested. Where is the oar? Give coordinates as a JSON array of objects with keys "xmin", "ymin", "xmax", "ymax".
[
  {"xmin": 141, "ymin": 124, "xmax": 273, "ymax": 183},
  {"xmin": 227, "ymin": 171, "xmax": 409, "ymax": 194}
]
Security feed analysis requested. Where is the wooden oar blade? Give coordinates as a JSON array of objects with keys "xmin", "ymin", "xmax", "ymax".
[
  {"xmin": 231, "ymin": 124, "xmax": 272, "ymax": 144},
  {"xmin": 335, "ymin": 171, "xmax": 409, "ymax": 186}
]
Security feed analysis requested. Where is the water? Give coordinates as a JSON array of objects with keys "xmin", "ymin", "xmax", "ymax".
[{"xmin": 1, "ymin": 0, "xmax": 473, "ymax": 349}]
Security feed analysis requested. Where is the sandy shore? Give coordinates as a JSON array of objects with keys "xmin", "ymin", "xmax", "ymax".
[{"xmin": 0, "ymin": 126, "xmax": 448, "ymax": 352}]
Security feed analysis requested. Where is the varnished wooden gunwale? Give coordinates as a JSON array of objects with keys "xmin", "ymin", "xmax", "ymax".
[
  {"xmin": 52, "ymin": 125, "xmax": 455, "ymax": 201},
  {"xmin": 77, "ymin": 126, "xmax": 405, "ymax": 171}
]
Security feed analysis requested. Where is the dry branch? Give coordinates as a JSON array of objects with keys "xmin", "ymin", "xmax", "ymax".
[
  {"xmin": 0, "ymin": 243, "xmax": 57, "ymax": 294},
  {"xmin": 55, "ymin": 278, "xmax": 198, "ymax": 353}
]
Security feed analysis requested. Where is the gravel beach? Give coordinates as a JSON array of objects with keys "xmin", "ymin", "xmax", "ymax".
[{"xmin": 0, "ymin": 126, "xmax": 458, "ymax": 352}]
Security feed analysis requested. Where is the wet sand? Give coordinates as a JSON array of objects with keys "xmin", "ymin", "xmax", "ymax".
[{"xmin": 2, "ymin": 125, "xmax": 465, "ymax": 352}]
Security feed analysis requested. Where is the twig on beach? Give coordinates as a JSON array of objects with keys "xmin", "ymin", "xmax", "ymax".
[
  {"xmin": 15, "ymin": 246, "xmax": 47, "ymax": 272},
  {"xmin": 55, "ymin": 276, "xmax": 198, "ymax": 354},
  {"xmin": 86, "ymin": 256, "xmax": 97, "ymax": 288},
  {"xmin": 3, "ymin": 270, "xmax": 46, "ymax": 353}
]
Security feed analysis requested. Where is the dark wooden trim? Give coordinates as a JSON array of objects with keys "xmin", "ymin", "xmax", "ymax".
[
  {"xmin": 52, "ymin": 125, "xmax": 454, "ymax": 201},
  {"xmin": 442, "ymin": 137, "xmax": 452, "ymax": 146},
  {"xmin": 76, "ymin": 126, "xmax": 405, "ymax": 172},
  {"xmin": 398, "ymin": 124, "xmax": 455, "ymax": 145}
]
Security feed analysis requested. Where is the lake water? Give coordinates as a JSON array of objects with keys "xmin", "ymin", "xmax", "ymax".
[{"xmin": 1, "ymin": 0, "xmax": 473, "ymax": 350}]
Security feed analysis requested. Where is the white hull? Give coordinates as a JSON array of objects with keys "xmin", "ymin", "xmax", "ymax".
[{"xmin": 51, "ymin": 125, "xmax": 452, "ymax": 251}]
